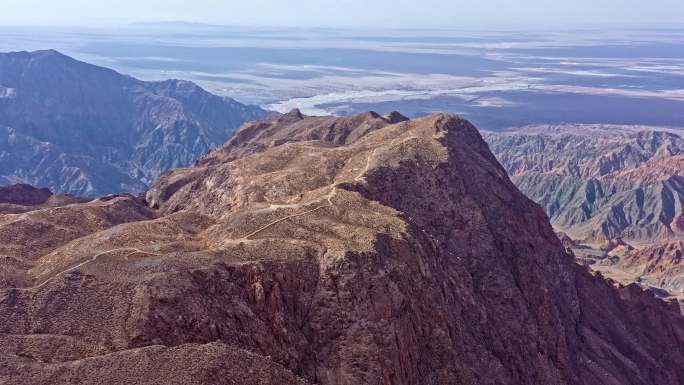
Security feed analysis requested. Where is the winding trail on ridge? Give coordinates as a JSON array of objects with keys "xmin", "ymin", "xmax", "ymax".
[
  {"xmin": 28, "ymin": 248, "xmax": 163, "ymax": 290},
  {"xmin": 238, "ymin": 143, "xmax": 382, "ymax": 240},
  {"xmin": 21, "ymin": 143, "xmax": 386, "ymax": 290}
]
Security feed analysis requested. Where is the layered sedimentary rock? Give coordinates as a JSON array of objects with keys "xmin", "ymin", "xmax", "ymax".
[
  {"xmin": 484, "ymin": 125, "xmax": 684, "ymax": 242},
  {"xmin": 0, "ymin": 50, "xmax": 268, "ymax": 196},
  {"xmin": 486, "ymin": 125, "xmax": 684, "ymax": 299},
  {"xmin": 1, "ymin": 113, "xmax": 683, "ymax": 385},
  {"xmin": 605, "ymin": 240, "xmax": 684, "ymax": 297}
]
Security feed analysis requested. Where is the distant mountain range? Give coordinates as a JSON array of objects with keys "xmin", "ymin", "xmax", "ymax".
[
  {"xmin": 485, "ymin": 124, "xmax": 684, "ymax": 243},
  {"xmin": 0, "ymin": 50, "xmax": 268, "ymax": 196},
  {"xmin": 485, "ymin": 124, "xmax": 684, "ymax": 299}
]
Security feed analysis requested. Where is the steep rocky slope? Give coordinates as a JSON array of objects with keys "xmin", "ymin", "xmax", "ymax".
[
  {"xmin": 1, "ymin": 113, "xmax": 683, "ymax": 385},
  {"xmin": 0, "ymin": 50, "xmax": 267, "ymax": 196}
]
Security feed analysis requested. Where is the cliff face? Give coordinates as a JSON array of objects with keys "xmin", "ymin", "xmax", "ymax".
[
  {"xmin": 0, "ymin": 50, "xmax": 268, "ymax": 196},
  {"xmin": 1, "ymin": 113, "xmax": 683, "ymax": 385}
]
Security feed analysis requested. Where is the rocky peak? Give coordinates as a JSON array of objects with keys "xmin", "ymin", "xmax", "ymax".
[
  {"xmin": 2, "ymin": 113, "xmax": 684, "ymax": 384},
  {"xmin": 198, "ymin": 109, "xmax": 406, "ymax": 166},
  {"xmin": 2, "ymin": 49, "xmax": 70, "ymax": 65},
  {"xmin": 279, "ymin": 108, "xmax": 305, "ymax": 122},
  {"xmin": 384, "ymin": 110, "xmax": 410, "ymax": 124},
  {"xmin": 148, "ymin": 79, "xmax": 208, "ymax": 98}
]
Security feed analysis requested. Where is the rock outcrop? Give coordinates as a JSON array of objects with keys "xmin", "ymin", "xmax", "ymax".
[
  {"xmin": 613, "ymin": 240, "xmax": 684, "ymax": 297},
  {"xmin": 0, "ymin": 184, "xmax": 89, "ymax": 215},
  {"xmin": 1, "ymin": 113, "xmax": 683, "ymax": 385},
  {"xmin": 0, "ymin": 50, "xmax": 268, "ymax": 196},
  {"xmin": 0, "ymin": 184, "xmax": 53, "ymax": 206}
]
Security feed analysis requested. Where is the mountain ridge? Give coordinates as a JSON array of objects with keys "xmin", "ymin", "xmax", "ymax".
[
  {"xmin": 1, "ymin": 112, "xmax": 683, "ymax": 384},
  {"xmin": 0, "ymin": 49, "xmax": 268, "ymax": 196},
  {"xmin": 484, "ymin": 126, "xmax": 684, "ymax": 242},
  {"xmin": 485, "ymin": 124, "xmax": 684, "ymax": 301}
]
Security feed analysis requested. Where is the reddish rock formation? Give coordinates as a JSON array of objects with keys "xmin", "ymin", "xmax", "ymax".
[
  {"xmin": 484, "ymin": 126, "xmax": 684, "ymax": 242},
  {"xmin": 614, "ymin": 240, "xmax": 684, "ymax": 297},
  {"xmin": 0, "ymin": 184, "xmax": 53, "ymax": 206},
  {"xmin": 1, "ymin": 112, "xmax": 683, "ymax": 384}
]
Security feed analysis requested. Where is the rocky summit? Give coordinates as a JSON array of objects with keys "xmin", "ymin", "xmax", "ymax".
[
  {"xmin": 0, "ymin": 50, "xmax": 268, "ymax": 197},
  {"xmin": 1, "ymin": 112, "xmax": 683, "ymax": 385}
]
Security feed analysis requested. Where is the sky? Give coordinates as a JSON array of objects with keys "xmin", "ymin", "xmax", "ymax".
[{"xmin": 2, "ymin": 0, "xmax": 684, "ymax": 29}]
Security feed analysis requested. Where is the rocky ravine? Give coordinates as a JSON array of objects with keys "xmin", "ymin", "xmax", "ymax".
[
  {"xmin": 1, "ymin": 112, "xmax": 683, "ymax": 385},
  {"xmin": 0, "ymin": 49, "xmax": 268, "ymax": 197}
]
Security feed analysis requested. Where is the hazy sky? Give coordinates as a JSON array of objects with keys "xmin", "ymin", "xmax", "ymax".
[{"xmin": 3, "ymin": 0, "xmax": 684, "ymax": 29}]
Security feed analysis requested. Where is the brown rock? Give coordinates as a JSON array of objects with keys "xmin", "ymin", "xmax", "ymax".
[
  {"xmin": 1, "ymin": 112, "xmax": 683, "ymax": 384},
  {"xmin": 0, "ymin": 184, "xmax": 53, "ymax": 206}
]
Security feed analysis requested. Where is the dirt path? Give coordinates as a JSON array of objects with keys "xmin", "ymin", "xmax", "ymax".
[
  {"xmin": 241, "ymin": 187, "xmax": 338, "ymax": 240},
  {"xmin": 21, "ymin": 145, "xmax": 386, "ymax": 289},
  {"xmin": 30, "ymin": 247, "xmax": 163, "ymax": 290},
  {"xmin": 0, "ymin": 212, "xmax": 30, "ymax": 227},
  {"xmin": 228, "ymin": 143, "xmax": 380, "ymax": 240}
]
